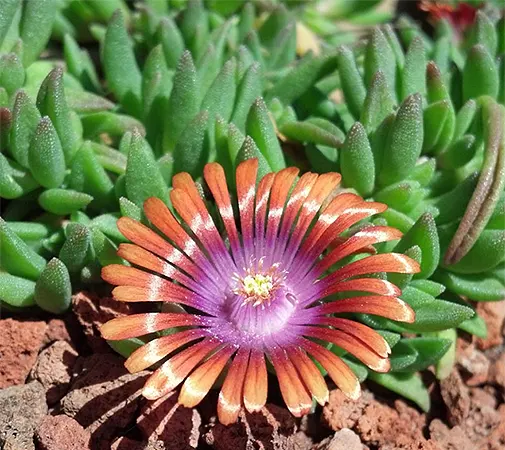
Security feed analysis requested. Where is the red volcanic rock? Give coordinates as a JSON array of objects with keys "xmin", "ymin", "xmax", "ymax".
[
  {"xmin": 489, "ymin": 352, "xmax": 505, "ymax": 396},
  {"xmin": 111, "ymin": 437, "xmax": 165, "ymax": 449},
  {"xmin": 322, "ymin": 390, "xmax": 374, "ymax": 431},
  {"xmin": 60, "ymin": 353, "xmax": 148, "ymax": 450},
  {"xmin": 30, "ymin": 340, "xmax": 78, "ymax": 405},
  {"xmin": 72, "ymin": 292, "xmax": 133, "ymax": 353},
  {"xmin": 323, "ymin": 389, "xmax": 437, "ymax": 449},
  {"xmin": 203, "ymin": 404, "xmax": 306, "ymax": 450},
  {"xmin": 0, "ymin": 381, "xmax": 47, "ymax": 450},
  {"xmin": 35, "ymin": 415, "xmax": 90, "ymax": 450},
  {"xmin": 475, "ymin": 302, "xmax": 505, "ymax": 350},
  {"xmin": 311, "ymin": 429, "xmax": 362, "ymax": 450},
  {"xmin": 456, "ymin": 339, "xmax": 490, "ymax": 386},
  {"xmin": 137, "ymin": 393, "xmax": 201, "ymax": 449},
  {"xmin": 44, "ymin": 318, "xmax": 72, "ymax": 345},
  {"xmin": 429, "ymin": 419, "xmax": 472, "ymax": 450},
  {"xmin": 0, "ymin": 318, "xmax": 47, "ymax": 388},
  {"xmin": 440, "ymin": 370, "xmax": 471, "ymax": 426}
]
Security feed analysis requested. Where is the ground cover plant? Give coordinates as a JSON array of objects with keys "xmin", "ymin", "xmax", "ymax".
[{"xmin": 0, "ymin": 1, "xmax": 504, "ymax": 449}]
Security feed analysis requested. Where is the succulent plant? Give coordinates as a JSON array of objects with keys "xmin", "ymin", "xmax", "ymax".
[{"xmin": 0, "ymin": 0, "xmax": 503, "ymax": 416}]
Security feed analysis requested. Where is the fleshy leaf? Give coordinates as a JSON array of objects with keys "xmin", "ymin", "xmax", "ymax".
[{"xmin": 34, "ymin": 257, "xmax": 71, "ymax": 314}]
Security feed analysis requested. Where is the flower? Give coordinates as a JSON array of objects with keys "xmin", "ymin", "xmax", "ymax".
[{"xmin": 101, "ymin": 159, "xmax": 419, "ymax": 424}]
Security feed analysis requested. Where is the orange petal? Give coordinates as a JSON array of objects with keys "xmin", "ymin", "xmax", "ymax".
[
  {"xmin": 278, "ymin": 172, "xmax": 318, "ymax": 242},
  {"xmin": 312, "ymin": 295, "xmax": 415, "ymax": 323},
  {"xmin": 269, "ymin": 347, "xmax": 312, "ymax": 417},
  {"xmin": 125, "ymin": 328, "xmax": 208, "ymax": 372},
  {"xmin": 236, "ymin": 159, "xmax": 258, "ymax": 253},
  {"xmin": 301, "ymin": 326, "xmax": 390, "ymax": 372},
  {"xmin": 265, "ymin": 167, "xmax": 299, "ymax": 248},
  {"xmin": 204, "ymin": 163, "xmax": 243, "ymax": 266},
  {"xmin": 320, "ymin": 277, "xmax": 401, "ymax": 299},
  {"xmin": 300, "ymin": 192, "xmax": 363, "ymax": 254},
  {"xmin": 100, "ymin": 313, "xmax": 206, "ymax": 340},
  {"xmin": 254, "ymin": 172, "xmax": 275, "ymax": 246},
  {"xmin": 316, "ymin": 318, "xmax": 391, "ymax": 357},
  {"xmin": 325, "ymin": 253, "xmax": 421, "ymax": 284},
  {"xmin": 179, "ymin": 345, "xmax": 235, "ymax": 408},
  {"xmin": 243, "ymin": 349, "xmax": 268, "ymax": 413},
  {"xmin": 142, "ymin": 338, "xmax": 220, "ymax": 400},
  {"xmin": 288, "ymin": 173, "xmax": 341, "ymax": 249},
  {"xmin": 143, "ymin": 197, "xmax": 210, "ymax": 268},
  {"xmin": 217, "ymin": 347, "xmax": 250, "ymax": 425},
  {"xmin": 286, "ymin": 346, "xmax": 329, "ymax": 406},
  {"xmin": 301, "ymin": 338, "xmax": 360, "ymax": 400},
  {"xmin": 315, "ymin": 226, "xmax": 403, "ymax": 275},
  {"xmin": 117, "ymin": 217, "xmax": 201, "ymax": 279}
]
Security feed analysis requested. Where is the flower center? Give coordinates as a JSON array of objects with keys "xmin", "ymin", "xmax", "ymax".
[
  {"xmin": 232, "ymin": 260, "xmax": 286, "ymax": 308},
  {"xmin": 237, "ymin": 273, "xmax": 275, "ymax": 307}
]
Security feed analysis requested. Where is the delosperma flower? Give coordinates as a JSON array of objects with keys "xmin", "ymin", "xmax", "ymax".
[{"xmin": 100, "ymin": 159, "xmax": 419, "ymax": 424}]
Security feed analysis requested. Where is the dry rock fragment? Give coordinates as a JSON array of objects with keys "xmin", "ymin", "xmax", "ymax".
[
  {"xmin": 0, "ymin": 381, "xmax": 47, "ymax": 450},
  {"xmin": 30, "ymin": 340, "xmax": 78, "ymax": 405},
  {"xmin": 35, "ymin": 415, "xmax": 90, "ymax": 450},
  {"xmin": 60, "ymin": 353, "xmax": 148, "ymax": 450},
  {"xmin": 0, "ymin": 318, "xmax": 47, "ymax": 388}
]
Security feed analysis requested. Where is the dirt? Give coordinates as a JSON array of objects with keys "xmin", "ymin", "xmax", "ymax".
[{"xmin": 0, "ymin": 291, "xmax": 504, "ymax": 450}]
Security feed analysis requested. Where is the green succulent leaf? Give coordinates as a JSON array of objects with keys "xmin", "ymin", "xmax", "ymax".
[
  {"xmin": 400, "ymin": 37, "xmax": 426, "ymax": 100},
  {"xmin": 119, "ymin": 196, "xmax": 142, "ymax": 221},
  {"xmin": 37, "ymin": 68, "xmax": 81, "ymax": 164},
  {"xmin": 279, "ymin": 120, "xmax": 343, "ymax": 149},
  {"xmin": 163, "ymin": 50, "xmax": 199, "ymax": 153},
  {"xmin": 463, "ymin": 45, "xmax": 499, "ymax": 101},
  {"xmin": 10, "ymin": 91, "xmax": 41, "ymax": 168},
  {"xmin": 389, "ymin": 341, "xmax": 418, "ymax": 372},
  {"xmin": 107, "ymin": 337, "xmax": 144, "ymax": 358},
  {"xmin": 454, "ymin": 99, "xmax": 477, "ymax": 140},
  {"xmin": 466, "ymin": 11, "xmax": 497, "ymax": 57},
  {"xmin": 336, "ymin": 45, "xmax": 366, "ymax": 119},
  {"xmin": 59, "ymin": 223, "xmax": 92, "ymax": 273},
  {"xmin": 402, "ymin": 299, "xmax": 474, "ymax": 332},
  {"xmin": 364, "ymin": 28, "xmax": 396, "ymax": 101},
  {"xmin": 361, "ymin": 71, "xmax": 395, "ymax": 134},
  {"xmin": 20, "ymin": 0, "xmax": 57, "ymax": 66},
  {"xmin": 34, "ymin": 257, "xmax": 71, "ymax": 314},
  {"xmin": 395, "ymin": 337, "xmax": 452, "ymax": 372},
  {"xmin": 0, "ymin": 272, "xmax": 36, "ymax": 307},
  {"xmin": 102, "ymin": 10, "xmax": 142, "ymax": 116},
  {"xmin": 0, "ymin": 0, "xmax": 19, "ymax": 48},
  {"xmin": 458, "ymin": 312, "xmax": 488, "ymax": 338},
  {"xmin": 340, "ymin": 122, "xmax": 375, "ymax": 196},
  {"xmin": 173, "ymin": 110, "xmax": 209, "ymax": 178},
  {"xmin": 246, "ymin": 98, "xmax": 285, "ymax": 172},
  {"xmin": 38, "ymin": 189, "xmax": 93, "ymax": 216},
  {"xmin": 235, "ymin": 135, "xmax": 271, "ymax": 180},
  {"xmin": 63, "ymin": 34, "xmax": 101, "ymax": 93},
  {"xmin": 70, "ymin": 142, "xmax": 115, "ymax": 210},
  {"xmin": 28, "ymin": 116, "xmax": 66, "ymax": 189},
  {"xmin": 0, "ymin": 53, "xmax": 24, "ymax": 95},
  {"xmin": 368, "ymin": 371, "xmax": 430, "ymax": 412},
  {"xmin": 81, "ymin": 111, "xmax": 145, "ymax": 139},
  {"xmin": 394, "ymin": 213, "xmax": 439, "ymax": 279},
  {"xmin": 434, "ymin": 328, "xmax": 457, "ymax": 379},
  {"xmin": 434, "ymin": 270, "xmax": 505, "ymax": 302},
  {"xmin": 126, "ymin": 130, "xmax": 169, "ymax": 206},
  {"xmin": 158, "ymin": 16, "xmax": 185, "ymax": 69},
  {"xmin": 90, "ymin": 227, "xmax": 123, "ymax": 267},
  {"xmin": 379, "ymin": 94, "xmax": 423, "ymax": 186},
  {"xmin": 231, "ymin": 62, "xmax": 263, "ymax": 132}
]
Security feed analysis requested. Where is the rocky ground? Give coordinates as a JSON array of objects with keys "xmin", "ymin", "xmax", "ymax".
[{"xmin": 1, "ymin": 292, "xmax": 504, "ymax": 450}]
